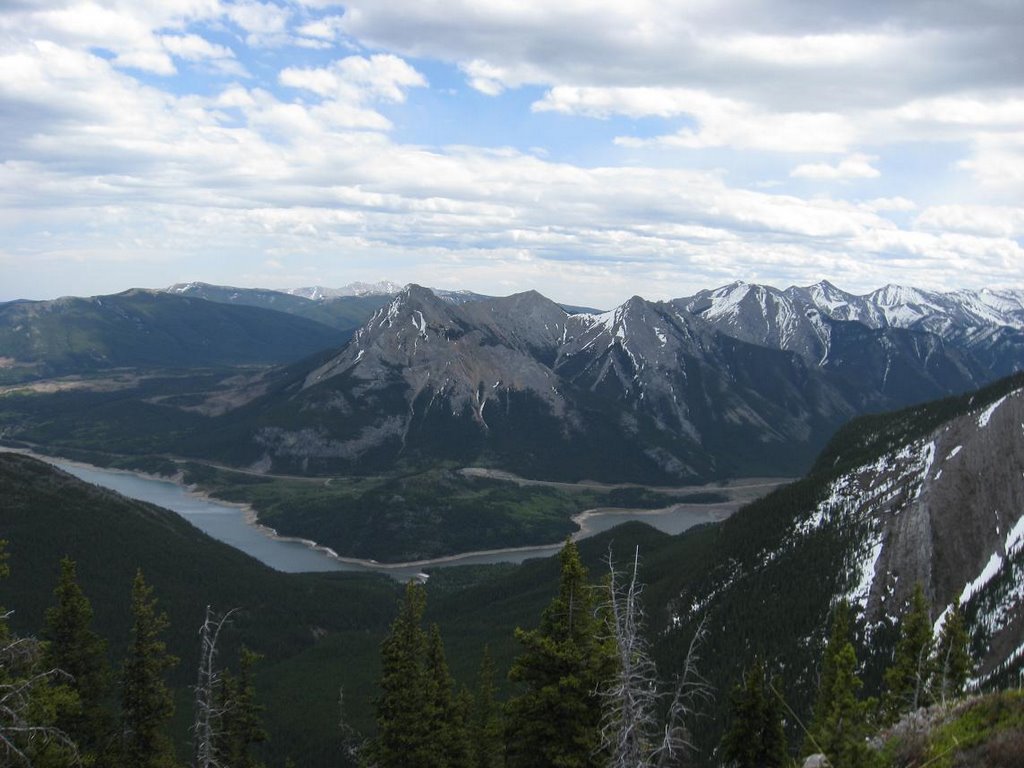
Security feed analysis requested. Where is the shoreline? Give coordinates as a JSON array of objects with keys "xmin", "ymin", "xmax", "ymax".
[
  {"xmin": 3, "ymin": 447, "xmax": 770, "ymax": 575},
  {"xmin": 1, "ymin": 448, "xmax": 585, "ymax": 573}
]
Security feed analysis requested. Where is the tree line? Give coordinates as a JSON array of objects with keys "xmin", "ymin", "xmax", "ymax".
[
  {"xmin": 0, "ymin": 543, "xmax": 265, "ymax": 768},
  {"xmin": 2, "ymin": 537, "xmax": 975, "ymax": 768},
  {"xmin": 367, "ymin": 543, "xmax": 974, "ymax": 768}
]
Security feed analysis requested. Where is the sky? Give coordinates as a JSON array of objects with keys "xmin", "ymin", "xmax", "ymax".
[{"xmin": 1, "ymin": 1, "xmax": 1023, "ymax": 308}]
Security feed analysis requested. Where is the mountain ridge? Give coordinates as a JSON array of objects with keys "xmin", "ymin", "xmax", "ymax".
[
  {"xmin": 218, "ymin": 283, "xmax": 989, "ymax": 483},
  {"xmin": 0, "ymin": 290, "xmax": 346, "ymax": 380}
]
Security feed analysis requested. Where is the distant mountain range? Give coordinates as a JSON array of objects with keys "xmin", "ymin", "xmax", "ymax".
[
  {"xmin": 197, "ymin": 281, "xmax": 1021, "ymax": 482},
  {"xmin": 0, "ymin": 290, "xmax": 345, "ymax": 381},
  {"xmin": 680, "ymin": 280, "xmax": 1024, "ymax": 378},
  {"xmin": 2, "ymin": 278, "xmax": 1021, "ymax": 483},
  {"xmin": 164, "ymin": 281, "xmax": 601, "ymax": 319}
]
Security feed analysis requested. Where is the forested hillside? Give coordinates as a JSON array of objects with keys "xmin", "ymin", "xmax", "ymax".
[{"xmin": 3, "ymin": 373, "xmax": 1024, "ymax": 766}]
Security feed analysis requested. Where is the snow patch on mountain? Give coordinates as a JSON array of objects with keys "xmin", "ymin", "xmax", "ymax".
[{"xmin": 977, "ymin": 395, "xmax": 1008, "ymax": 428}]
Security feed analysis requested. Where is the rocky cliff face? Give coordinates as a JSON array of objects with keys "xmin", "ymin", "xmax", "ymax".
[
  {"xmin": 771, "ymin": 381, "xmax": 1024, "ymax": 678},
  {"xmin": 239, "ymin": 286, "xmax": 871, "ymax": 480},
  {"xmin": 227, "ymin": 284, "xmax": 1017, "ymax": 482}
]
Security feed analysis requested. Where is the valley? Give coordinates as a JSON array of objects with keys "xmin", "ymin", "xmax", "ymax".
[
  {"xmin": 2, "ymin": 279, "xmax": 1023, "ymax": 767},
  {"xmin": 6, "ymin": 447, "xmax": 770, "ymax": 565}
]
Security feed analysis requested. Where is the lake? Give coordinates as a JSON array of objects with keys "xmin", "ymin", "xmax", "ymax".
[{"xmin": 33, "ymin": 455, "xmax": 748, "ymax": 578}]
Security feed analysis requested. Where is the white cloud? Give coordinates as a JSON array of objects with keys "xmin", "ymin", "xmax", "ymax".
[
  {"xmin": 281, "ymin": 55, "xmax": 426, "ymax": 101},
  {"xmin": 225, "ymin": 0, "xmax": 290, "ymax": 42},
  {"xmin": 711, "ymin": 32, "xmax": 898, "ymax": 67},
  {"xmin": 160, "ymin": 33, "xmax": 234, "ymax": 62},
  {"xmin": 277, "ymin": 54, "xmax": 427, "ymax": 130},
  {"xmin": 295, "ymin": 14, "xmax": 346, "ymax": 41},
  {"xmin": 535, "ymin": 86, "xmax": 857, "ymax": 153},
  {"xmin": 460, "ymin": 60, "xmax": 509, "ymax": 96},
  {"xmin": 533, "ymin": 86, "xmax": 718, "ymax": 120},
  {"xmin": 791, "ymin": 154, "xmax": 881, "ymax": 180},
  {"xmin": 915, "ymin": 205, "xmax": 1024, "ymax": 238},
  {"xmin": 958, "ymin": 131, "xmax": 1024, "ymax": 196},
  {"xmin": 861, "ymin": 197, "xmax": 917, "ymax": 213},
  {"xmin": 892, "ymin": 95, "xmax": 1024, "ymax": 127},
  {"xmin": 160, "ymin": 32, "xmax": 246, "ymax": 76},
  {"xmin": 2, "ymin": 1, "xmax": 1023, "ymax": 304}
]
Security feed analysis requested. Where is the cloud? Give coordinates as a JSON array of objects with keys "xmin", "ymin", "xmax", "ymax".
[
  {"xmin": 295, "ymin": 14, "xmax": 346, "ymax": 42},
  {"xmin": 160, "ymin": 33, "xmax": 233, "ymax": 62},
  {"xmin": 915, "ymin": 205, "xmax": 1024, "ymax": 238},
  {"xmin": 861, "ymin": 197, "xmax": 917, "ymax": 213},
  {"xmin": 535, "ymin": 86, "xmax": 857, "ymax": 153},
  {"xmin": 338, "ymin": 0, "xmax": 1024, "ymax": 170},
  {"xmin": 160, "ymin": 32, "xmax": 247, "ymax": 76},
  {"xmin": 225, "ymin": 0, "xmax": 291, "ymax": 47},
  {"xmin": 278, "ymin": 54, "xmax": 427, "ymax": 129},
  {"xmin": 958, "ymin": 131, "xmax": 1024, "ymax": 196},
  {"xmin": 337, "ymin": 1, "xmax": 1021, "ymax": 108},
  {"xmin": 791, "ymin": 154, "xmax": 881, "ymax": 180},
  {"xmin": 1, "ymin": 1, "xmax": 1023, "ymax": 306}
]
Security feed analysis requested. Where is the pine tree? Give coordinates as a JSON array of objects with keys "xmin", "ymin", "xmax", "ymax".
[
  {"xmin": 0, "ymin": 543, "xmax": 79, "ymax": 767},
  {"xmin": 720, "ymin": 658, "xmax": 787, "ymax": 768},
  {"xmin": 42, "ymin": 557, "xmax": 112, "ymax": 760},
  {"xmin": 371, "ymin": 581, "xmax": 432, "ymax": 768},
  {"xmin": 807, "ymin": 599, "xmax": 851, "ymax": 748},
  {"xmin": 817, "ymin": 645, "xmax": 874, "ymax": 768},
  {"xmin": 930, "ymin": 598, "xmax": 971, "ymax": 704},
  {"xmin": 883, "ymin": 583, "xmax": 933, "ymax": 721},
  {"xmin": 805, "ymin": 600, "xmax": 875, "ymax": 768},
  {"xmin": 761, "ymin": 672, "xmax": 788, "ymax": 768},
  {"xmin": 119, "ymin": 569, "xmax": 179, "ymax": 768},
  {"xmin": 425, "ymin": 623, "xmax": 471, "ymax": 768},
  {"xmin": 216, "ymin": 647, "xmax": 267, "ymax": 768},
  {"xmin": 505, "ymin": 539, "xmax": 615, "ymax": 768},
  {"xmin": 470, "ymin": 646, "xmax": 504, "ymax": 768}
]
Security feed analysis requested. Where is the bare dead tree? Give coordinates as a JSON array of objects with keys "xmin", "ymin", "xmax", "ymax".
[
  {"xmin": 599, "ymin": 549, "xmax": 713, "ymax": 768},
  {"xmin": 653, "ymin": 616, "xmax": 711, "ymax": 768},
  {"xmin": 600, "ymin": 546, "xmax": 660, "ymax": 767},
  {"xmin": 192, "ymin": 606, "xmax": 237, "ymax": 768},
  {"xmin": 1, "ymin": 628, "xmax": 79, "ymax": 767},
  {"xmin": 336, "ymin": 686, "xmax": 366, "ymax": 765}
]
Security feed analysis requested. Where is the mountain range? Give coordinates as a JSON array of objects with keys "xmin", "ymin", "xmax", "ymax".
[
  {"xmin": 200, "ymin": 281, "xmax": 1020, "ymax": 481},
  {"xmin": 2, "ymin": 279, "xmax": 1021, "ymax": 484}
]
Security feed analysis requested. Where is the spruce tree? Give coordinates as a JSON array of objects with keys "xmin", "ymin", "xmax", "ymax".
[
  {"xmin": 119, "ymin": 569, "xmax": 179, "ymax": 768},
  {"xmin": 806, "ymin": 600, "xmax": 875, "ymax": 768},
  {"xmin": 720, "ymin": 658, "xmax": 787, "ymax": 768},
  {"xmin": 42, "ymin": 557, "xmax": 112, "ymax": 760},
  {"xmin": 471, "ymin": 646, "xmax": 504, "ymax": 768},
  {"xmin": 371, "ymin": 581, "xmax": 432, "ymax": 768},
  {"xmin": 425, "ymin": 623, "xmax": 471, "ymax": 768},
  {"xmin": 0, "ymin": 543, "xmax": 79, "ymax": 767},
  {"xmin": 216, "ymin": 647, "xmax": 267, "ymax": 768},
  {"xmin": 883, "ymin": 583, "xmax": 933, "ymax": 721},
  {"xmin": 505, "ymin": 539, "xmax": 615, "ymax": 768},
  {"xmin": 761, "ymin": 672, "xmax": 788, "ymax": 768},
  {"xmin": 817, "ymin": 645, "xmax": 874, "ymax": 768},
  {"xmin": 930, "ymin": 598, "xmax": 970, "ymax": 704},
  {"xmin": 807, "ymin": 599, "xmax": 851, "ymax": 747}
]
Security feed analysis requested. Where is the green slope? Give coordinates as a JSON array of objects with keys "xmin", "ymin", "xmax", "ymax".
[
  {"xmin": 0, "ymin": 290, "xmax": 346, "ymax": 381},
  {"xmin": 0, "ymin": 452, "xmax": 398, "ymax": 766}
]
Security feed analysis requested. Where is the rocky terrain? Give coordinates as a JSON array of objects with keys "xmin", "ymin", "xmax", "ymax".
[{"xmin": 227, "ymin": 283, "xmax": 1007, "ymax": 482}]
